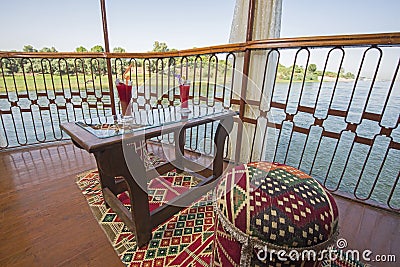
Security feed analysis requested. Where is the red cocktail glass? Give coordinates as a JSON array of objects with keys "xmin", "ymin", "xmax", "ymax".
[
  {"xmin": 179, "ymin": 84, "xmax": 190, "ymax": 110},
  {"xmin": 116, "ymin": 81, "xmax": 132, "ymax": 116}
]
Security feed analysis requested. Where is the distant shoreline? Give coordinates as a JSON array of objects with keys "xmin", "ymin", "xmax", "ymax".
[{"xmin": 276, "ymin": 76, "xmax": 356, "ymax": 83}]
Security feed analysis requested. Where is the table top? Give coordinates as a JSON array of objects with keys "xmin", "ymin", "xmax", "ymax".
[{"xmin": 61, "ymin": 104, "xmax": 237, "ymax": 153}]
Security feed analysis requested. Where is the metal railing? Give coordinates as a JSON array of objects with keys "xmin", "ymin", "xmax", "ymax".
[
  {"xmin": 0, "ymin": 56, "xmax": 114, "ymax": 145},
  {"xmin": 1, "ymin": 32, "xmax": 399, "ymax": 211}
]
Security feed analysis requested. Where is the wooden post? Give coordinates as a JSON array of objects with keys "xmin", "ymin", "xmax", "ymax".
[{"xmin": 100, "ymin": 0, "xmax": 117, "ymax": 115}]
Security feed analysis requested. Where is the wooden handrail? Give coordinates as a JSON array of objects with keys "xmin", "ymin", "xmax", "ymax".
[
  {"xmin": 247, "ymin": 32, "xmax": 400, "ymax": 49},
  {"xmin": 1, "ymin": 32, "xmax": 399, "ymax": 59},
  {"xmin": 0, "ymin": 52, "xmax": 107, "ymax": 59}
]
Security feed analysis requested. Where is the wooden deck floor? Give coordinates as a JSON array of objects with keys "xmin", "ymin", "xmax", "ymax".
[{"xmin": 0, "ymin": 141, "xmax": 398, "ymax": 266}]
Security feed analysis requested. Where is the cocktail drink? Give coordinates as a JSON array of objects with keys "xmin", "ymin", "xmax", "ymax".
[
  {"xmin": 116, "ymin": 80, "xmax": 132, "ymax": 116},
  {"xmin": 179, "ymin": 84, "xmax": 190, "ymax": 109}
]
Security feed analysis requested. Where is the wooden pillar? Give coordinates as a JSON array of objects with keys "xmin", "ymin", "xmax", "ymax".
[{"xmin": 100, "ymin": 0, "xmax": 116, "ymax": 115}]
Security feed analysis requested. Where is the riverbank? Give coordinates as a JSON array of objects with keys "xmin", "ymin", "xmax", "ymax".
[{"xmin": 275, "ymin": 76, "xmax": 355, "ymax": 83}]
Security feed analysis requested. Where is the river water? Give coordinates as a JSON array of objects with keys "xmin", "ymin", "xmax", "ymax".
[
  {"xmin": 0, "ymin": 80, "xmax": 399, "ymax": 208},
  {"xmin": 265, "ymin": 80, "xmax": 399, "ymax": 208}
]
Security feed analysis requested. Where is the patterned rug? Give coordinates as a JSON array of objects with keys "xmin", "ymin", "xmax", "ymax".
[
  {"xmin": 76, "ymin": 170, "xmax": 215, "ymax": 266},
  {"xmin": 76, "ymin": 169, "xmax": 367, "ymax": 267}
]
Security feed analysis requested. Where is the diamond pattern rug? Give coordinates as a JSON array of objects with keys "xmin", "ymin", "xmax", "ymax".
[
  {"xmin": 76, "ymin": 170, "xmax": 215, "ymax": 267},
  {"xmin": 76, "ymin": 169, "xmax": 366, "ymax": 267}
]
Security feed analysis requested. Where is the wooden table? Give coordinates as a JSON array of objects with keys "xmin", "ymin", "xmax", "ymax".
[{"xmin": 61, "ymin": 105, "xmax": 235, "ymax": 247}]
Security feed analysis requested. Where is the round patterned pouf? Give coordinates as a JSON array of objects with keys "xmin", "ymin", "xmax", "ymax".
[{"xmin": 212, "ymin": 162, "xmax": 339, "ymax": 267}]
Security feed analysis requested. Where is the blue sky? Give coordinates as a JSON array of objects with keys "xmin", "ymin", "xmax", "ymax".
[
  {"xmin": 281, "ymin": 0, "xmax": 400, "ymax": 37},
  {"xmin": 0, "ymin": 0, "xmax": 234, "ymax": 52},
  {"xmin": 1, "ymin": 0, "xmax": 399, "ymax": 52},
  {"xmin": 0, "ymin": 0, "xmax": 399, "ymax": 79}
]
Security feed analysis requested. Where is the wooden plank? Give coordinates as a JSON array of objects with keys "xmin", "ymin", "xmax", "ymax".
[
  {"xmin": 298, "ymin": 105, "xmax": 315, "ymax": 114},
  {"xmin": 270, "ymin": 101, "xmax": 286, "ymax": 110},
  {"xmin": 103, "ymin": 188, "xmax": 136, "ymax": 232},
  {"xmin": 146, "ymin": 161, "xmax": 177, "ymax": 181},
  {"xmin": 362, "ymin": 111, "xmax": 382, "ymax": 122},
  {"xmin": 328, "ymin": 108, "xmax": 347, "ymax": 117},
  {"xmin": 0, "ymin": 142, "xmax": 123, "ymax": 266}
]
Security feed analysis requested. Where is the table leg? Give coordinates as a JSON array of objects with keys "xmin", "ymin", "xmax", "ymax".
[
  {"xmin": 94, "ymin": 143, "xmax": 152, "ymax": 247},
  {"xmin": 174, "ymin": 128, "xmax": 185, "ymax": 173},
  {"xmin": 213, "ymin": 116, "xmax": 234, "ymax": 179},
  {"xmin": 150, "ymin": 116, "xmax": 234, "ymax": 228}
]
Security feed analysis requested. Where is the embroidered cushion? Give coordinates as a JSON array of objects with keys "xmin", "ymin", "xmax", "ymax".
[{"xmin": 213, "ymin": 162, "xmax": 339, "ymax": 266}]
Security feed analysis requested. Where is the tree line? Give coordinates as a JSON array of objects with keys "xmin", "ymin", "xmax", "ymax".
[
  {"xmin": 2, "ymin": 42, "xmax": 354, "ymax": 81},
  {"xmin": 277, "ymin": 63, "xmax": 355, "ymax": 81},
  {"xmin": 1, "ymin": 44, "xmax": 127, "ymax": 76},
  {"xmin": 1, "ymin": 42, "xmax": 232, "ymax": 77}
]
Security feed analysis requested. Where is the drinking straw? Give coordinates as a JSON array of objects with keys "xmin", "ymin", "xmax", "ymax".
[
  {"xmin": 123, "ymin": 64, "xmax": 133, "ymax": 85},
  {"xmin": 125, "ymin": 75, "xmax": 130, "ymax": 85}
]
